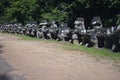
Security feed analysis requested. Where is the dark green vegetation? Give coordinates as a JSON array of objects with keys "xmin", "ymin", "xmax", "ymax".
[
  {"xmin": 6, "ymin": 33, "xmax": 119, "ymax": 61},
  {"xmin": 0, "ymin": 0, "xmax": 120, "ymax": 27}
]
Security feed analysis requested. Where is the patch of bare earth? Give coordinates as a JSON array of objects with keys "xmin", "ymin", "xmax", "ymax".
[{"xmin": 0, "ymin": 33, "xmax": 120, "ymax": 80}]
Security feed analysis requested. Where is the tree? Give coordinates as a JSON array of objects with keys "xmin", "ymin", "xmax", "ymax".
[
  {"xmin": 3, "ymin": 0, "xmax": 37, "ymax": 24},
  {"xmin": 0, "ymin": 0, "xmax": 120, "ymax": 26}
]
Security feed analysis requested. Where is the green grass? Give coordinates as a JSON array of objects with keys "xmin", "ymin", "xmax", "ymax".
[
  {"xmin": 2, "ymin": 32, "xmax": 120, "ymax": 61},
  {"xmin": 63, "ymin": 43, "xmax": 120, "ymax": 60},
  {"xmin": 15, "ymin": 34, "xmax": 60, "ymax": 43},
  {"xmin": 17, "ymin": 34, "xmax": 120, "ymax": 60}
]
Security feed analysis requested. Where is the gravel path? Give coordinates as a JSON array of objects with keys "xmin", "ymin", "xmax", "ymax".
[{"xmin": 0, "ymin": 33, "xmax": 120, "ymax": 80}]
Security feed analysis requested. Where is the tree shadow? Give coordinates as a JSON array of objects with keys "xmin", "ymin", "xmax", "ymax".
[
  {"xmin": 0, "ymin": 48, "xmax": 13, "ymax": 75},
  {"xmin": 0, "ymin": 74, "xmax": 11, "ymax": 80},
  {"xmin": 0, "ymin": 45, "xmax": 4, "ymax": 54},
  {"xmin": 0, "ymin": 74, "xmax": 26, "ymax": 80},
  {"xmin": 0, "ymin": 45, "xmax": 25, "ymax": 80}
]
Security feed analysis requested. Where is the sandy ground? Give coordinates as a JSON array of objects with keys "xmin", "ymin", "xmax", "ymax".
[{"xmin": 0, "ymin": 33, "xmax": 120, "ymax": 80}]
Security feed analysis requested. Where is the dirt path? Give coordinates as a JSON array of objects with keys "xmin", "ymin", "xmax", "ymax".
[{"xmin": 0, "ymin": 33, "xmax": 120, "ymax": 80}]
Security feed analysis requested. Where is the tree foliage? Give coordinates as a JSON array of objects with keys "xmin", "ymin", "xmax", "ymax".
[{"xmin": 0, "ymin": 0, "xmax": 120, "ymax": 27}]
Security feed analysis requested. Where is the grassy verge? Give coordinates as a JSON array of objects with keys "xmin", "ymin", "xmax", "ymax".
[
  {"xmin": 2, "ymin": 33, "xmax": 120, "ymax": 61},
  {"xmin": 63, "ymin": 43, "xmax": 120, "ymax": 60}
]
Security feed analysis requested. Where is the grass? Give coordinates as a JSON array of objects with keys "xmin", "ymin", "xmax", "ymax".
[
  {"xmin": 63, "ymin": 43, "xmax": 120, "ymax": 60},
  {"xmin": 15, "ymin": 34, "xmax": 60, "ymax": 43},
  {"xmin": 2, "ymin": 32, "xmax": 120, "ymax": 61}
]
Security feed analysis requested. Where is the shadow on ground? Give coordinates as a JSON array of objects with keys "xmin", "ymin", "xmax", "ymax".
[
  {"xmin": 0, "ymin": 45, "xmax": 26, "ymax": 80},
  {"xmin": 0, "ymin": 45, "xmax": 3, "ymax": 54},
  {"xmin": 0, "ymin": 74, "xmax": 26, "ymax": 80}
]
